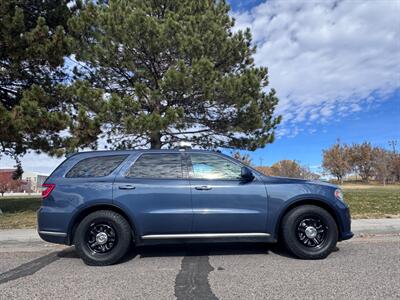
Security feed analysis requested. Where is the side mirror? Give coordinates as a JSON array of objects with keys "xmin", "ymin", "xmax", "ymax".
[{"xmin": 241, "ymin": 166, "xmax": 255, "ymax": 182}]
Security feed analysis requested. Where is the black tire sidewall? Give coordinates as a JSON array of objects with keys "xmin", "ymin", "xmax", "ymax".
[
  {"xmin": 74, "ymin": 210, "xmax": 131, "ymax": 266},
  {"xmin": 282, "ymin": 205, "xmax": 338, "ymax": 259}
]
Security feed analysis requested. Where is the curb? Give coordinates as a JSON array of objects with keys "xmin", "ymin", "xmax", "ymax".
[
  {"xmin": 1, "ymin": 219, "xmax": 400, "ymax": 243},
  {"xmin": 351, "ymin": 218, "xmax": 400, "ymax": 236},
  {"xmin": 0, "ymin": 229, "xmax": 39, "ymax": 242}
]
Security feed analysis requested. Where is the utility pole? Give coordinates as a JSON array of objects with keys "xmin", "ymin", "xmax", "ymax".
[{"xmin": 389, "ymin": 140, "xmax": 397, "ymax": 154}]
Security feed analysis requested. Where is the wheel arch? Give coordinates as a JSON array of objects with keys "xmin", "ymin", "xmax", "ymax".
[
  {"xmin": 275, "ymin": 198, "xmax": 342, "ymax": 241},
  {"xmin": 67, "ymin": 204, "xmax": 138, "ymax": 245}
]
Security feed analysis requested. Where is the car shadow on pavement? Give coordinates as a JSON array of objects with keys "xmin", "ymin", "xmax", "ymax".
[
  {"xmin": 120, "ymin": 242, "xmax": 297, "ymax": 263},
  {"xmin": 55, "ymin": 242, "xmax": 340, "ymax": 264},
  {"xmin": 57, "ymin": 247, "xmax": 80, "ymax": 259}
]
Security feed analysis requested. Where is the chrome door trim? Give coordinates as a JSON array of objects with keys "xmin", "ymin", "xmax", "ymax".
[{"xmin": 141, "ymin": 232, "xmax": 270, "ymax": 239}]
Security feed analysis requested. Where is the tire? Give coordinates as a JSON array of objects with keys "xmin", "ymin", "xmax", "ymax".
[
  {"xmin": 281, "ymin": 205, "xmax": 338, "ymax": 259},
  {"xmin": 74, "ymin": 210, "xmax": 132, "ymax": 266}
]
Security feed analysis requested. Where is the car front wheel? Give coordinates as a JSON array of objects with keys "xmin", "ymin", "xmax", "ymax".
[
  {"xmin": 281, "ymin": 205, "xmax": 338, "ymax": 259},
  {"xmin": 74, "ymin": 210, "xmax": 132, "ymax": 266}
]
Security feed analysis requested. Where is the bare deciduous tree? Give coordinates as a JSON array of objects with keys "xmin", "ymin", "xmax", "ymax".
[
  {"xmin": 300, "ymin": 166, "xmax": 321, "ymax": 180},
  {"xmin": 349, "ymin": 142, "xmax": 376, "ymax": 182},
  {"xmin": 231, "ymin": 151, "xmax": 252, "ymax": 166},
  {"xmin": 322, "ymin": 142, "xmax": 352, "ymax": 184},
  {"xmin": 388, "ymin": 141, "xmax": 400, "ymax": 183},
  {"xmin": 373, "ymin": 148, "xmax": 391, "ymax": 185},
  {"xmin": 255, "ymin": 166, "xmax": 273, "ymax": 176},
  {"xmin": 270, "ymin": 160, "xmax": 303, "ymax": 178},
  {"xmin": 0, "ymin": 172, "xmax": 23, "ymax": 196}
]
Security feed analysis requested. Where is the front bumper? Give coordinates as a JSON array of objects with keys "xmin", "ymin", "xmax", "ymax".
[
  {"xmin": 340, "ymin": 231, "xmax": 354, "ymax": 240},
  {"xmin": 336, "ymin": 201, "xmax": 353, "ymax": 241}
]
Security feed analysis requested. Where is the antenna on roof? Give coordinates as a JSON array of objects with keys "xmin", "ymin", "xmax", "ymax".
[{"xmin": 174, "ymin": 141, "xmax": 192, "ymax": 150}]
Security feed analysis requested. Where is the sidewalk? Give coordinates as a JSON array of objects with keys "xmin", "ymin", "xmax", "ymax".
[
  {"xmin": 1, "ymin": 219, "xmax": 399, "ymax": 242},
  {"xmin": 350, "ymin": 218, "xmax": 400, "ymax": 235}
]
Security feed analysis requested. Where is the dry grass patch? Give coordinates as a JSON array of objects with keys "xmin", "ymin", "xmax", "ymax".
[
  {"xmin": 343, "ymin": 186, "xmax": 400, "ymax": 219},
  {"xmin": 1, "ymin": 186, "xmax": 400, "ymax": 229},
  {"xmin": 0, "ymin": 197, "xmax": 40, "ymax": 229}
]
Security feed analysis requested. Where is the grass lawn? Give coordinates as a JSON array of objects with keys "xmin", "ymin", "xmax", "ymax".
[
  {"xmin": 342, "ymin": 185, "xmax": 400, "ymax": 219},
  {"xmin": 0, "ymin": 185, "xmax": 399, "ymax": 229},
  {"xmin": 0, "ymin": 197, "xmax": 41, "ymax": 229}
]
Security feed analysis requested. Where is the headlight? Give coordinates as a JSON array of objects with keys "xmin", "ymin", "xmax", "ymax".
[{"xmin": 334, "ymin": 189, "xmax": 344, "ymax": 202}]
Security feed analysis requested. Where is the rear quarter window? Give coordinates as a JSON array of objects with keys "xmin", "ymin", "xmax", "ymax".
[{"xmin": 66, "ymin": 155, "xmax": 128, "ymax": 178}]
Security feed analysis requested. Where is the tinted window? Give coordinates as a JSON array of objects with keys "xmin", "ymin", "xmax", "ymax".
[
  {"xmin": 189, "ymin": 154, "xmax": 241, "ymax": 180},
  {"xmin": 126, "ymin": 154, "xmax": 183, "ymax": 179},
  {"xmin": 66, "ymin": 155, "xmax": 127, "ymax": 178}
]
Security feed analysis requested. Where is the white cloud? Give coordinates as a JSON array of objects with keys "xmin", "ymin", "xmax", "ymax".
[
  {"xmin": 2, "ymin": 1, "xmax": 400, "ymax": 173},
  {"xmin": 233, "ymin": 0, "xmax": 400, "ymax": 135}
]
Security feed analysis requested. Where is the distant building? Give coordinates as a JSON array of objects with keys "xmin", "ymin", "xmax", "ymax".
[
  {"xmin": 0, "ymin": 169, "xmax": 48, "ymax": 194},
  {"xmin": 22, "ymin": 171, "xmax": 49, "ymax": 193},
  {"xmin": 0, "ymin": 169, "xmax": 15, "ymax": 177},
  {"xmin": 0, "ymin": 169, "xmax": 25, "ymax": 194}
]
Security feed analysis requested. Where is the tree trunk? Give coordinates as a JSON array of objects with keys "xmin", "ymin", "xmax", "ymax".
[
  {"xmin": 150, "ymin": 131, "xmax": 162, "ymax": 149},
  {"xmin": 361, "ymin": 175, "xmax": 369, "ymax": 183}
]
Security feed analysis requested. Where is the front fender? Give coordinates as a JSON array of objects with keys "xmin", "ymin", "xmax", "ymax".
[{"xmin": 264, "ymin": 183, "xmax": 343, "ymax": 240}]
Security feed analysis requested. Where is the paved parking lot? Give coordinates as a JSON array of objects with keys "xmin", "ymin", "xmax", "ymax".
[{"xmin": 0, "ymin": 235, "xmax": 399, "ymax": 300}]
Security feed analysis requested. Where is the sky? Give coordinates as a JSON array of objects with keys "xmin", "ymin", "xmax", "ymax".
[{"xmin": 0, "ymin": 0, "xmax": 399, "ymax": 174}]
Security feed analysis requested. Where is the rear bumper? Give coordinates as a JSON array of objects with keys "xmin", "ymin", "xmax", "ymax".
[
  {"xmin": 37, "ymin": 207, "xmax": 70, "ymax": 245},
  {"xmin": 38, "ymin": 230, "xmax": 68, "ymax": 245}
]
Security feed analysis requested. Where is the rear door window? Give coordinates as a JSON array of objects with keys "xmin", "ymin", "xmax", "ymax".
[
  {"xmin": 126, "ymin": 153, "xmax": 183, "ymax": 179},
  {"xmin": 66, "ymin": 155, "xmax": 128, "ymax": 178}
]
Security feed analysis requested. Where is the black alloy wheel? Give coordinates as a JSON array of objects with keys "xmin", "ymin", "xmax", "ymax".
[
  {"xmin": 74, "ymin": 210, "xmax": 132, "ymax": 266},
  {"xmin": 296, "ymin": 217, "xmax": 327, "ymax": 248},
  {"xmin": 281, "ymin": 205, "xmax": 338, "ymax": 259},
  {"xmin": 86, "ymin": 223, "xmax": 118, "ymax": 253}
]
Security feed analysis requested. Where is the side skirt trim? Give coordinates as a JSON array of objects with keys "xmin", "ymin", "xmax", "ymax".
[
  {"xmin": 141, "ymin": 233, "xmax": 271, "ymax": 240},
  {"xmin": 38, "ymin": 231, "xmax": 67, "ymax": 237}
]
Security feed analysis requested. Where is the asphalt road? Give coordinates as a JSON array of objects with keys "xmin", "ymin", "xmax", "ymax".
[{"xmin": 0, "ymin": 235, "xmax": 399, "ymax": 300}]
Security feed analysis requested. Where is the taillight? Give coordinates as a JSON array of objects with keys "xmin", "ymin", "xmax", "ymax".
[{"xmin": 42, "ymin": 184, "xmax": 55, "ymax": 199}]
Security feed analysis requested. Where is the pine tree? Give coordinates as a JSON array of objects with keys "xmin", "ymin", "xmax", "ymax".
[
  {"xmin": 69, "ymin": 0, "xmax": 281, "ymax": 150},
  {"xmin": 12, "ymin": 161, "xmax": 24, "ymax": 180},
  {"xmin": 0, "ymin": 0, "xmax": 102, "ymax": 159}
]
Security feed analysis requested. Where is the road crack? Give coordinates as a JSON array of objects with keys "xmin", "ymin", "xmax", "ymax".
[{"xmin": 175, "ymin": 253, "xmax": 218, "ymax": 300}]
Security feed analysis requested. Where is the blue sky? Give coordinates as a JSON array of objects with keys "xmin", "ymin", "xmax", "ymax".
[
  {"xmin": 227, "ymin": 0, "xmax": 400, "ymax": 171},
  {"xmin": 0, "ymin": 0, "xmax": 399, "ymax": 174},
  {"xmin": 239, "ymin": 90, "xmax": 400, "ymax": 172}
]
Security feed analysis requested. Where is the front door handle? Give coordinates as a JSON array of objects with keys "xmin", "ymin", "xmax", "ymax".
[
  {"xmin": 195, "ymin": 185, "xmax": 212, "ymax": 190},
  {"xmin": 119, "ymin": 185, "xmax": 136, "ymax": 190}
]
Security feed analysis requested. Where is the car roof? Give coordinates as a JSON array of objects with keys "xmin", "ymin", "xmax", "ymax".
[{"xmin": 67, "ymin": 149, "xmax": 219, "ymax": 157}]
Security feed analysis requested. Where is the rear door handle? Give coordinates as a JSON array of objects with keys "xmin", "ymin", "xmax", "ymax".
[
  {"xmin": 195, "ymin": 185, "xmax": 212, "ymax": 190},
  {"xmin": 119, "ymin": 185, "xmax": 136, "ymax": 190}
]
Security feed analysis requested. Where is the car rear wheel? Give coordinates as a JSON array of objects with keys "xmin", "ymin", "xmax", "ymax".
[
  {"xmin": 74, "ymin": 210, "xmax": 132, "ymax": 266},
  {"xmin": 281, "ymin": 205, "xmax": 338, "ymax": 259}
]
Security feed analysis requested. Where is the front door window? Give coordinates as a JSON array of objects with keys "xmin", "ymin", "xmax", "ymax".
[{"xmin": 189, "ymin": 153, "xmax": 241, "ymax": 180}]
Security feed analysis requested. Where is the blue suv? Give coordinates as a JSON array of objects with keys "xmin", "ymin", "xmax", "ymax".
[{"xmin": 38, "ymin": 150, "xmax": 353, "ymax": 265}]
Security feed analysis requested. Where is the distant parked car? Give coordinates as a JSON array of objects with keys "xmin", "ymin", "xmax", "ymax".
[{"xmin": 38, "ymin": 149, "xmax": 353, "ymax": 265}]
